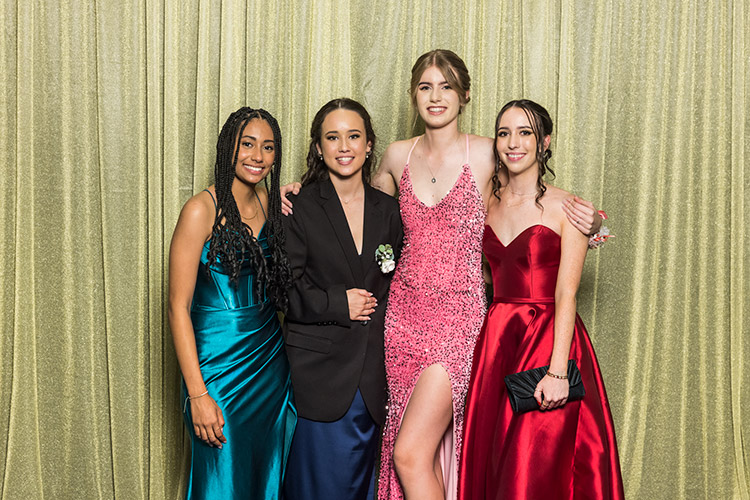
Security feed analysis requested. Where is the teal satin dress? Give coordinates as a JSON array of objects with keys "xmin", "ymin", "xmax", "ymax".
[{"xmin": 183, "ymin": 225, "xmax": 297, "ymax": 499}]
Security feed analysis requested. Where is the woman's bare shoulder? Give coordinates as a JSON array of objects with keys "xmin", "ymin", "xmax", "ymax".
[
  {"xmin": 384, "ymin": 137, "xmax": 419, "ymax": 159},
  {"xmin": 468, "ymin": 134, "xmax": 494, "ymax": 147},
  {"xmin": 177, "ymin": 188, "xmax": 216, "ymax": 235},
  {"xmin": 540, "ymin": 184, "xmax": 572, "ymax": 222}
]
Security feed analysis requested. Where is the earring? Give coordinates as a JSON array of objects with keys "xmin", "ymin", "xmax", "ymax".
[
  {"xmin": 318, "ymin": 154, "xmax": 323, "ymax": 161},
  {"xmin": 365, "ymin": 152, "xmax": 371, "ymax": 158}
]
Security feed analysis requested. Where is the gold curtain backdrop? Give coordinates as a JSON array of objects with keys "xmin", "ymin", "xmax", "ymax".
[{"xmin": 1, "ymin": 0, "xmax": 747, "ymax": 498}]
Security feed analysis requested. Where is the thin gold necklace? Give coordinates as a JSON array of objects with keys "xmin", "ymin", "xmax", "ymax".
[
  {"xmin": 505, "ymin": 186, "xmax": 537, "ymax": 196},
  {"xmin": 240, "ymin": 190, "xmax": 261, "ymax": 220},
  {"xmin": 340, "ymin": 190, "xmax": 364, "ymax": 205},
  {"xmin": 424, "ymin": 134, "xmax": 462, "ymax": 184}
]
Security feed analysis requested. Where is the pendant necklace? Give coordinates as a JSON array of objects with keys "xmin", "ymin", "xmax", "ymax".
[
  {"xmin": 424, "ymin": 134, "xmax": 462, "ymax": 183},
  {"xmin": 340, "ymin": 188, "xmax": 364, "ymax": 205}
]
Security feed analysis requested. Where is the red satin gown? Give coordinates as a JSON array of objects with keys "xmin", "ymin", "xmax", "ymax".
[{"xmin": 459, "ymin": 225, "xmax": 624, "ymax": 500}]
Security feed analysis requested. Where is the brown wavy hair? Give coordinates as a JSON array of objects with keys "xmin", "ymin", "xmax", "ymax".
[{"xmin": 491, "ymin": 99, "xmax": 555, "ymax": 208}]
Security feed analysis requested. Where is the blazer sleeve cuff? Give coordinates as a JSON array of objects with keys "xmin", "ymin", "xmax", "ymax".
[{"xmin": 328, "ymin": 284, "xmax": 352, "ymax": 327}]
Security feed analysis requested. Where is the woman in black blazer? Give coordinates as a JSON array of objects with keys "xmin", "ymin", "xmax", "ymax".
[{"xmin": 282, "ymin": 98, "xmax": 403, "ymax": 500}]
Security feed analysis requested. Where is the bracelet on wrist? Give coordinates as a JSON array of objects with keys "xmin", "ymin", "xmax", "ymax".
[
  {"xmin": 183, "ymin": 390, "xmax": 209, "ymax": 413},
  {"xmin": 546, "ymin": 370, "xmax": 568, "ymax": 380}
]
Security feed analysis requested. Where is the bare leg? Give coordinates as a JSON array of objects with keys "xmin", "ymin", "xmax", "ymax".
[{"xmin": 393, "ymin": 364, "xmax": 453, "ymax": 499}]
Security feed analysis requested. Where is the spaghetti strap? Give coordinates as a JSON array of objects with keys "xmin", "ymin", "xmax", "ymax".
[
  {"xmin": 203, "ymin": 189, "xmax": 217, "ymax": 208},
  {"xmin": 464, "ymin": 134, "xmax": 470, "ymax": 165},
  {"xmin": 255, "ymin": 189, "xmax": 267, "ymax": 220},
  {"xmin": 405, "ymin": 136, "xmax": 421, "ymax": 166}
]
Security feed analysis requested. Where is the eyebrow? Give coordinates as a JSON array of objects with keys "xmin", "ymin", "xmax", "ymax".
[
  {"xmin": 497, "ymin": 125, "xmax": 533, "ymax": 130},
  {"xmin": 240, "ymin": 135, "xmax": 274, "ymax": 143},
  {"xmin": 324, "ymin": 129, "xmax": 363, "ymax": 134},
  {"xmin": 418, "ymin": 80, "xmax": 449, "ymax": 86}
]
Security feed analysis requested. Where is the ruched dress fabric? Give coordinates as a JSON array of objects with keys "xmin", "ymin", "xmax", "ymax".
[
  {"xmin": 183, "ymin": 225, "xmax": 297, "ymax": 500},
  {"xmin": 379, "ymin": 136, "xmax": 486, "ymax": 499},
  {"xmin": 459, "ymin": 225, "xmax": 624, "ymax": 500}
]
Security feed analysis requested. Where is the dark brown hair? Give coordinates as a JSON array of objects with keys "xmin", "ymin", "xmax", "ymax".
[
  {"xmin": 492, "ymin": 99, "xmax": 555, "ymax": 208},
  {"xmin": 208, "ymin": 107, "xmax": 291, "ymax": 312},
  {"xmin": 301, "ymin": 98, "xmax": 377, "ymax": 186}
]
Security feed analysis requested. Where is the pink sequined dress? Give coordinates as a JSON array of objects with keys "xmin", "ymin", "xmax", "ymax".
[{"xmin": 378, "ymin": 135, "xmax": 486, "ymax": 499}]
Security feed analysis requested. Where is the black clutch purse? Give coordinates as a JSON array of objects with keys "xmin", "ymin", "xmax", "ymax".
[{"xmin": 504, "ymin": 359, "xmax": 585, "ymax": 413}]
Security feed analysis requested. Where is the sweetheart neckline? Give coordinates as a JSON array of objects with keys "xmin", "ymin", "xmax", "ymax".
[{"xmin": 484, "ymin": 224, "xmax": 560, "ymax": 248}]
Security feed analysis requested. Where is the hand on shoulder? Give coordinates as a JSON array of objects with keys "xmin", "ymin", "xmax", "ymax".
[
  {"xmin": 543, "ymin": 186, "xmax": 589, "ymax": 244},
  {"xmin": 538, "ymin": 185, "xmax": 571, "ymax": 233}
]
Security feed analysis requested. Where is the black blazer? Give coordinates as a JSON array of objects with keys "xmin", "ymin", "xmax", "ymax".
[{"xmin": 282, "ymin": 179, "xmax": 402, "ymax": 425}]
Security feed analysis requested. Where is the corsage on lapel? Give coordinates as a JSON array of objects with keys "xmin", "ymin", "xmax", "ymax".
[{"xmin": 375, "ymin": 244, "xmax": 396, "ymax": 274}]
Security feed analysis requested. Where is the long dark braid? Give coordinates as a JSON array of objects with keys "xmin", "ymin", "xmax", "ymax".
[
  {"xmin": 491, "ymin": 99, "xmax": 555, "ymax": 209},
  {"xmin": 206, "ymin": 107, "xmax": 291, "ymax": 312}
]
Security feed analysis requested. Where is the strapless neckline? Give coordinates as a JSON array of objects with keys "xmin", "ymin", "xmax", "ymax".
[{"xmin": 484, "ymin": 224, "xmax": 560, "ymax": 248}]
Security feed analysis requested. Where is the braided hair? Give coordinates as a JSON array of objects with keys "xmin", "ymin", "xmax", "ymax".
[
  {"xmin": 207, "ymin": 107, "xmax": 291, "ymax": 312},
  {"xmin": 301, "ymin": 98, "xmax": 377, "ymax": 187},
  {"xmin": 491, "ymin": 99, "xmax": 555, "ymax": 209}
]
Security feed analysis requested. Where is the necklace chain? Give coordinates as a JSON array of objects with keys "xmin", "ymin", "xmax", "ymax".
[
  {"xmin": 505, "ymin": 185, "xmax": 537, "ymax": 196},
  {"xmin": 423, "ymin": 134, "xmax": 462, "ymax": 184},
  {"xmin": 240, "ymin": 190, "xmax": 262, "ymax": 220},
  {"xmin": 340, "ymin": 189, "xmax": 364, "ymax": 205}
]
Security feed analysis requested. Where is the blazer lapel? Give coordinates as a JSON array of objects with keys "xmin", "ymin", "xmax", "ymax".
[
  {"xmin": 361, "ymin": 184, "xmax": 385, "ymax": 281},
  {"xmin": 319, "ymin": 180, "xmax": 365, "ymax": 285}
]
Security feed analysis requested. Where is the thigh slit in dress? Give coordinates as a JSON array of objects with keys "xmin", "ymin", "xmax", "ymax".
[{"xmin": 378, "ymin": 135, "xmax": 486, "ymax": 499}]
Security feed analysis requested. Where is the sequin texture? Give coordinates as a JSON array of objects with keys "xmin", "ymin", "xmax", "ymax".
[{"xmin": 378, "ymin": 146, "xmax": 486, "ymax": 499}]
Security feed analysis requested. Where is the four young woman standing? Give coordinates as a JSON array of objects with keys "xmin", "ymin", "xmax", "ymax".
[{"xmin": 169, "ymin": 52, "xmax": 623, "ymax": 499}]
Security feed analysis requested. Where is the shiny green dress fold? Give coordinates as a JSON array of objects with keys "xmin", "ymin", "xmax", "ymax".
[{"xmin": 183, "ymin": 227, "xmax": 296, "ymax": 499}]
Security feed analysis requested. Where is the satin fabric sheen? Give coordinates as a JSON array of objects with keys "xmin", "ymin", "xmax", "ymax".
[
  {"xmin": 283, "ymin": 389, "xmax": 378, "ymax": 500},
  {"xmin": 460, "ymin": 225, "xmax": 624, "ymax": 500},
  {"xmin": 183, "ymin": 228, "xmax": 297, "ymax": 499}
]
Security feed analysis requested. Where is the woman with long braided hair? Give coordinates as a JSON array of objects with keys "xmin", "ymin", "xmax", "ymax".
[{"xmin": 169, "ymin": 107, "xmax": 296, "ymax": 499}]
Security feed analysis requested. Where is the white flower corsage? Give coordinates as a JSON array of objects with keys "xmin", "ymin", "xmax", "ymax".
[
  {"xmin": 588, "ymin": 210, "xmax": 614, "ymax": 249},
  {"xmin": 588, "ymin": 225, "xmax": 614, "ymax": 249},
  {"xmin": 375, "ymin": 244, "xmax": 396, "ymax": 274}
]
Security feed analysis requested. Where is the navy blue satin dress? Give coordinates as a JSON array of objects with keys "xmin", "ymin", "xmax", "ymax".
[{"xmin": 183, "ymin": 226, "xmax": 297, "ymax": 499}]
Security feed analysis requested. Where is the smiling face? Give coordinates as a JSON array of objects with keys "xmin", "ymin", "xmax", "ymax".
[
  {"xmin": 315, "ymin": 108, "xmax": 372, "ymax": 181},
  {"xmin": 233, "ymin": 118, "xmax": 275, "ymax": 185},
  {"xmin": 414, "ymin": 65, "xmax": 468, "ymax": 129},
  {"xmin": 495, "ymin": 106, "xmax": 550, "ymax": 175}
]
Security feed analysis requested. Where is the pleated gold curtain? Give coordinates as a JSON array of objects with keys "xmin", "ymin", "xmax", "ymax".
[{"xmin": 1, "ymin": 1, "xmax": 747, "ymax": 498}]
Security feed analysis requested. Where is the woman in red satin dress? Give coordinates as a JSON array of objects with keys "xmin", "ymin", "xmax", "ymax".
[{"xmin": 459, "ymin": 100, "xmax": 624, "ymax": 500}]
